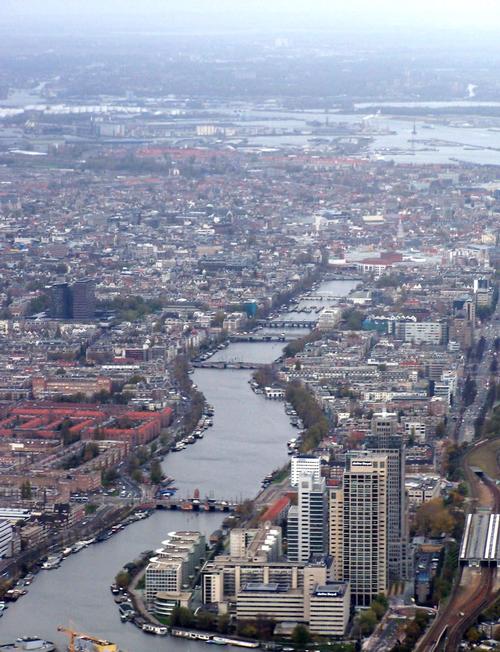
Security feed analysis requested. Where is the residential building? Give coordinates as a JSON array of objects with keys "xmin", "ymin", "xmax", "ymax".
[
  {"xmin": 330, "ymin": 452, "xmax": 388, "ymax": 606},
  {"xmin": 145, "ymin": 531, "xmax": 206, "ymax": 613},
  {"xmin": 291, "ymin": 455, "xmax": 321, "ymax": 487},
  {"xmin": 366, "ymin": 413, "xmax": 408, "ymax": 582},
  {"xmin": 0, "ymin": 519, "xmax": 13, "ymax": 558},
  {"xmin": 288, "ymin": 474, "xmax": 326, "ymax": 563}
]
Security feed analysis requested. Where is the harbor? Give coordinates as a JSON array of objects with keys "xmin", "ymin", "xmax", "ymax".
[{"xmin": 0, "ymin": 279, "xmax": 356, "ymax": 651}]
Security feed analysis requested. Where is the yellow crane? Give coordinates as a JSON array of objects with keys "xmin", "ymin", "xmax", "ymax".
[{"xmin": 57, "ymin": 626, "xmax": 119, "ymax": 652}]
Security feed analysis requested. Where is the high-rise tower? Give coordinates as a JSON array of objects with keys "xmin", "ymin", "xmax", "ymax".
[
  {"xmin": 329, "ymin": 452, "xmax": 388, "ymax": 606},
  {"xmin": 288, "ymin": 474, "xmax": 326, "ymax": 563},
  {"xmin": 366, "ymin": 412, "xmax": 407, "ymax": 581}
]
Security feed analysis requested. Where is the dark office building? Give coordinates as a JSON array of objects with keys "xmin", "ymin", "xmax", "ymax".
[
  {"xmin": 49, "ymin": 283, "xmax": 72, "ymax": 319},
  {"xmin": 71, "ymin": 278, "xmax": 96, "ymax": 320}
]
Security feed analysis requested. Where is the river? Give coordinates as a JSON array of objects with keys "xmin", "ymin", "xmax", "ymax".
[{"xmin": 0, "ymin": 279, "xmax": 358, "ymax": 650}]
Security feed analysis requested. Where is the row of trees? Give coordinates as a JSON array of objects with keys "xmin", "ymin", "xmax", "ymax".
[
  {"xmin": 285, "ymin": 380, "xmax": 330, "ymax": 451},
  {"xmin": 168, "ymin": 606, "xmax": 230, "ymax": 634},
  {"xmin": 128, "ymin": 444, "xmax": 164, "ymax": 485},
  {"xmin": 431, "ymin": 541, "xmax": 459, "ymax": 605},
  {"xmin": 168, "ymin": 609, "xmax": 346, "ymax": 650}
]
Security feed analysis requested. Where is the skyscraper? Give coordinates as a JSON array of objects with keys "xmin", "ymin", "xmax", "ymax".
[
  {"xmin": 71, "ymin": 278, "xmax": 96, "ymax": 320},
  {"xmin": 366, "ymin": 412, "xmax": 408, "ymax": 581},
  {"xmin": 329, "ymin": 452, "xmax": 388, "ymax": 606},
  {"xmin": 288, "ymin": 474, "xmax": 326, "ymax": 563},
  {"xmin": 49, "ymin": 282, "xmax": 72, "ymax": 319}
]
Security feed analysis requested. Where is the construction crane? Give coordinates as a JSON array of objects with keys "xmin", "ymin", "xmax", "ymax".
[{"xmin": 57, "ymin": 626, "xmax": 118, "ymax": 652}]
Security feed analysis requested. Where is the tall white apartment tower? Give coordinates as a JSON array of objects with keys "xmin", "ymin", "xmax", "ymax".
[{"xmin": 288, "ymin": 474, "xmax": 326, "ymax": 563}]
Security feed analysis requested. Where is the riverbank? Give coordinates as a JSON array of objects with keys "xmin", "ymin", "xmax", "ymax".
[{"xmin": 0, "ymin": 279, "xmax": 358, "ymax": 650}]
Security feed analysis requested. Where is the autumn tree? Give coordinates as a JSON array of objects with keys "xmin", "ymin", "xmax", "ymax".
[{"xmin": 415, "ymin": 498, "xmax": 455, "ymax": 537}]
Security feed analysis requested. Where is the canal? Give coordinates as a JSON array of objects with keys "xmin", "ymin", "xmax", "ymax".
[{"xmin": 0, "ymin": 280, "xmax": 358, "ymax": 650}]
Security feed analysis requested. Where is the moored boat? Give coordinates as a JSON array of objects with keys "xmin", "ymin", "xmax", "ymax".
[
  {"xmin": 141, "ymin": 624, "xmax": 167, "ymax": 636},
  {"xmin": 0, "ymin": 637, "xmax": 56, "ymax": 652}
]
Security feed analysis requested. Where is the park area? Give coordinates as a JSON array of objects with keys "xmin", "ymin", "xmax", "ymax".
[{"xmin": 468, "ymin": 438, "xmax": 500, "ymax": 481}]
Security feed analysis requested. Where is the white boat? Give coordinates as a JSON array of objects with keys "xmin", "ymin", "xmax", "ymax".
[
  {"xmin": 42, "ymin": 555, "xmax": 62, "ymax": 570},
  {"xmin": 0, "ymin": 637, "xmax": 56, "ymax": 652},
  {"xmin": 142, "ymin": 624, "xmax": 167, "ymax": 636},
  {"xmin": 173, "ymin": 442, "xmax": 185, "ymax": 452}
]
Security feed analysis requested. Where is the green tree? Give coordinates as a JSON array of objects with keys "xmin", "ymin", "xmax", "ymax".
[
  {"xmin": 291, "ymin": 624, "xmax": 310, "ymax": 649},
  {"xmin": 196, "ymin": 610, "xmax": 215, "ymax": 631},
  {"xmin": 358, "ymin": 609, "xmax": 378, "ymax": 635},
  {"xmin": 102, "ymin": 468, "xmax": 119, "ymax": 486},
  {"xmin": 342, "ymin": 307, "xmax": 364, "ymax": 330},
  {"xmin": 150, "ymin": 459, "xmax": 163, "ymax": 484},
  {"xmin": 131, "ymin": 469, "xmax": 143, "ymax": 483},
  {"xmin": 217, "ymin": 613, "xmax": 230, "ymax": 634},
  {"xmin": 170, "ymin": 606, "xmax": 194, "ymax": 628}
]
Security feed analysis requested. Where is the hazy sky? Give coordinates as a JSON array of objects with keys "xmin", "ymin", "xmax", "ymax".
[{"xmin": 3, "ymin": 0, "xmax": 500, "ymax": 33}]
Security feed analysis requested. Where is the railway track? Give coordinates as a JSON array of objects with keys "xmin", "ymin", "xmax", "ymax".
[{"xmin": 416, "ymin": 459, "xmax": 500, "ymax": 651}]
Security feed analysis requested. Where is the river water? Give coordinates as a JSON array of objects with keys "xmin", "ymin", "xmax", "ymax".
[{"xmin": 0, "ymin": 280, "xmax": 357, "ymax": 650}]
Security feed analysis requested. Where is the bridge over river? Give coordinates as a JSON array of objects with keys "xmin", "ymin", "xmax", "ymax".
[
  {"xmin": 192, "ymin": 360, "xmax": 268, "ymax": 370},
  {"xmin": 256, "ymin": 319, "xmax": 317, "ymax": 328}
]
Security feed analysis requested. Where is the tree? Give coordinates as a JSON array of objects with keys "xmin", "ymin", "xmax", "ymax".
[
  {"xmin": 357, "ymin": 609, "xmax": 378, "ymax": 635},
  {"xmin": 150, "ymin": 460, "xmax": 163, "ymax": 484},
  {"xmin": 211, "ymin": 311, "xmax": 226, "ymax": 327},
  {"xmin": 342, "ymin": 308, "xmax": 364, "ymax": 331},
  {"xmin": 20, "ymin": 479, "xmax": 32, "ymax": 500},
  {"xmin": 465, "ymin": 627, "xmax": 481, "ymax": 643},
  {"xmin": 370, "ymin": 597, "xmax": 388, "ymax": 620},
  {"xmin": 217, "ymin": 613, "xmax": 230, "ymax": 634},
  {"xmin": 115, "ymin": 570, "xmax": 130, "ymax": 588},
  {"xmin": 83, "ymin": 442, "xmax": 99, "ymax": 462},
  {"xmin": 373, "ymin": 593, "xmax": 389, "ymax": 610},
  {"xmin": 196, "ymin": 610, "xmax": 215, "ymax": 631},
  {"xmin": 415, "ymin": 498, "xmax": 455, "ymax": 537},
  {"xmin": 131, "ymin": 469, "xmax": 143, "ymax": 483},
  {"xmin": 170, "ymin": 606, "xmax": 194, "ymax": 628},
  {"xmin": 291, "ymin": 624, "xmax": 310, "ymax": 649},
  {"xmin": 102, "ymin": 468, "xmax": 119, "ymax": 486}
]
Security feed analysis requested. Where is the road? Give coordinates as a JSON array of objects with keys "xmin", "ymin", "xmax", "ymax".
[{"xmin": 458, "ymin": 317, "xmax": 498, "ymax": 444}]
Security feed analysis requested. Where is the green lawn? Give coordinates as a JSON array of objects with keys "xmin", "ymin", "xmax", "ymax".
[{"xmin": 468, "ymin": 439, "xmax": 500, "ymax": 480}]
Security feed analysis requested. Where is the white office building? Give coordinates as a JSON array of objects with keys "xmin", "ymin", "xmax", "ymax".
[{"xmin": 309, "ymin": 582, "xmax": 351, "ymax": 636}]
